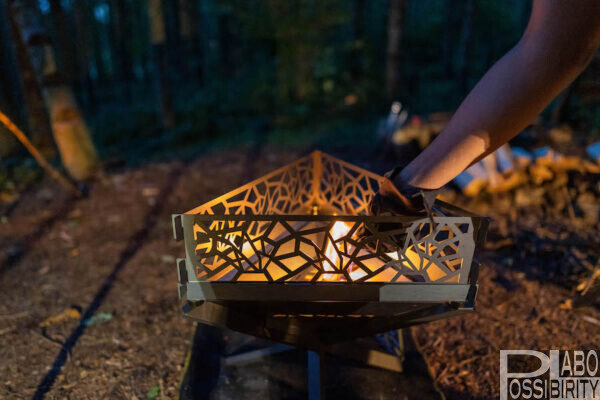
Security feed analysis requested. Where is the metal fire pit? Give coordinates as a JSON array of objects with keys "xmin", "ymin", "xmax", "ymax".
[{"xmin": 172, "ymin": 151, "xmax": 487, "ymax": 350}]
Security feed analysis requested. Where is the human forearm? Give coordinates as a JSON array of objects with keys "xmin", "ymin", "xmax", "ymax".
[
  {"xmin": 401, "ymin": 42, "xmax": 592, "ymax": 188},
  {"xmin": 399, "ymin": 0, "xmax": 600, "ymax": 190}
]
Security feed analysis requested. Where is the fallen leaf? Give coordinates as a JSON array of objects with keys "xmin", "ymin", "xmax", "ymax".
[
  {"xmin": 39, "ymin": 308, "xmax": 81, "ymax": 328},
  {"xmin": 68, "ymin": 209, "xmax": 82, "ymax": 218},
  {"xmin": 161, "ymin": 254, "xmax": 175, "ymax": 264},
  {"xmin": 142, "ymin": 187, "xmax": 159, "ymax": 197},
  {"xmin": 559, "ymin": 299, "xmax": 572, "ymax": 310}
]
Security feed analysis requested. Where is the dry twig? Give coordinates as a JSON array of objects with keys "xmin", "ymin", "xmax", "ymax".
[{"xmin": 0, "ymin": 109, "xmax": 81, "ymax": 197}]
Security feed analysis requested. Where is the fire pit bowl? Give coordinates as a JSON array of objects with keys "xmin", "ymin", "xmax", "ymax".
[{"xmin": 172, "ymin": 151, "xmax": 488, "ymax": 349}]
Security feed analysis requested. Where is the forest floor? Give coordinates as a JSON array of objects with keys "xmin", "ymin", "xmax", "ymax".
[{"xmin": 1, "ymin": 140, "xmax": 599, "ymax": 399}]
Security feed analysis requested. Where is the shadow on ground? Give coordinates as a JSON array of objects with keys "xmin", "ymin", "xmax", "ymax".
[{"xmin": 179, "ymin": 324, "xmax": 443, "ymax": 400}]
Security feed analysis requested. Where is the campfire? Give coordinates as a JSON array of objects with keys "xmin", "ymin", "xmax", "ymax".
[{"xmin": 172, "ymin": 151, "xmax": 487, "ymax": 348}]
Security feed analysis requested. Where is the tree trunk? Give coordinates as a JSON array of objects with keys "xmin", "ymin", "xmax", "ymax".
[
  {"xmin": 10, "ymin": 0, "xmax": 99, "ymax": 181},
  {"xmin": 178, "ymin": 0, "xmax": 195, "ymax": 41},
  {"xmin": 385, "ymin": 0, "xmax": 406, "ymax": 99},
  {"xmin": 45, "ymin": 77, "xmax": 99, "ymax": 180},
  {"xmin": 163, "ymin": 0, "xmax": 182, "ymax": 80},
  {"xmin": 456, "ymin": 0, "xmax": 474, "ymax": 96},
  {"xmin": 178, "ymin": 0, "xmax": 198, "ymax": 79},
  {"xmin": 353, "ymin": 0, "xmax": 366, "ymax": 40},
  {"xmin": 200, "ymin": 0, "xmax": 220, "ymax": 86},
  {"xmin": 348, "ymin": 0, "xmax": 366, "ymax": 81},
  {"xmin": 49, "ymin": 0, "xmax": 77, "ymax": 88},
  {"xmin": 88, "ymin": 2, "xmax": 108, "ymax": 85},
  {"xmin": 109, "ymin": 0, "xmax": 133, "ymax": 92},
  {"xmin": 5, "ymin": 0, "xmax": 55, "ymax": 156},
  {"xmin": 441, "ymin": 0, "xmax": 459, "ymax": 78},
  {"xmin": 73, "ymin": 0, "xmax": 96, "ymax": 108},
  {"xmin": 147, "ymin": 0, "xmax": 174, "ymax": 130},
  {"xmin": 0, "ymin": 3, "xmax": 23, "ymax": 156}
]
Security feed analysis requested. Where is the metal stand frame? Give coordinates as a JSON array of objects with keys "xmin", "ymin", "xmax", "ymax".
[{"xmin": 224, "ymin": 331, "xmax": 405, "ymax": 400}]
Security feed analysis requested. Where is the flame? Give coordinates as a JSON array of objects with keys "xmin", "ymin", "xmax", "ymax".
[
  {"xmin": 231, "ymin": 219, "xmax": 448, "ymax": 283},
  {"xmin": 324, "ymin": 221, "xmax": 351, "ymax": 270},
  {"xmin": 321, "ymin": 221, "xmax": 351, "ymax": 281},
  {"xmin": 321, "ymin": 222, "xmax": 401, "ymax": 282}
]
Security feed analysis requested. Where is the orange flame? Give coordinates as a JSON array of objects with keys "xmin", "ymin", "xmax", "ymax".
[
  {"xmin": 321, "ymin": 221, "xmax": 401, "ymax": 282},
  {"xmin": 322, "ymin": 221, "xmax": 351, "ymax": 281}
]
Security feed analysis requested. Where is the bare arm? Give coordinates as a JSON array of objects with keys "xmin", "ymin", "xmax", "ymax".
[{"xmin": 399, "ymin": 0, "xmax": 600, "ymax": 190}]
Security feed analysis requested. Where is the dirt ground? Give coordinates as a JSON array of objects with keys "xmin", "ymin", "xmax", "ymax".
[{"xmin": 1, "ymin": 144, "xmax": 599, "ymax": 399}]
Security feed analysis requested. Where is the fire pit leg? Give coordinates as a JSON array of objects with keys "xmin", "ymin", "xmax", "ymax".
[
  {"xmin": 397, "ymin": 329, "xmax": 405, "ymax": 360},
  {"xmin": 307, "ymin": 350, "xmax": 325, "ymax": 400},
  {"xmin": 224, "ymin": 343, "xmax": 293, "ymax": 366}
]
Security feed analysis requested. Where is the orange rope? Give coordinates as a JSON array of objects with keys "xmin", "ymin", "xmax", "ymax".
[{"xmin": 0, "ymin": 109, "xmax": 81, "ymax": 197}]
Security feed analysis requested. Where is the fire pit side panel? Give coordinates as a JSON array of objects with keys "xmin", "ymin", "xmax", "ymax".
[
  {"xmin": 183, "ymin": 154, "xmax": 315, "ymax": 216},
  {"xmin": 318, "ymin": 153, "xmax": 383, "ymax": 215},
  {"xmin": 174, "ymin": 214, "xmax": 476, "ymax": 285}
]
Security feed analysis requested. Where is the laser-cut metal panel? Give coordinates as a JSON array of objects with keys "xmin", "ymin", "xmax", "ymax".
[
  {"xmin": 317, "ymin": 153, "xmax": 382, "ymax": 215},
  {"xmin": 173, "ymin": 151, "xmax": 481, "ymax": 286},
  {"xmin": 172, "ymin": 151, "xmax": 487, "ymax": 344},
  {"xmin": 183, "ymin": 151, "xmax": 387, "ymax": 217},
  {"xmin": 185, "ymin": 154, "xmax": 315, "ymax": 216},
  {"xmin": 178, "ymin": 214, "xmax": 475, "ymax": 284}
]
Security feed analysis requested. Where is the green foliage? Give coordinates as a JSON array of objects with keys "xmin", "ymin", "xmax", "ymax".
[
  {"xmin": 146, "ymin": 385, "xmax": 160, "ymax": 399},
  {"xmin": 0, "ymin": 158, "xmax": 40, "ymax": 195},
  {"xmin": 0, "ymin": 164, "xmax": 14, "ymax": 194},
  {"xmin": 3, "ymin": 0, "xmax": 596, "ymax": 173}
]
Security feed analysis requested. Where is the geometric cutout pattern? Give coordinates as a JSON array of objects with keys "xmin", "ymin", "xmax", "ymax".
[{"xmin": 183, "ymin": 151, "xmax": 476, "ymax": 284}]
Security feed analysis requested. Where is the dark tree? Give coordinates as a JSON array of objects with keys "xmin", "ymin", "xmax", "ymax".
[
  {"xmin": 385, "ymin": 0, "xmax": 406, "ymax": 99},
  {"xmin": 5, "ymin": 0, "xmax": 54, "ymax": 156},
  {"xmin": 9, "ymin": 0, "xmax": 99, "ymax": 180},
  {"xmin": 456, "ymin": 0, "xmax": 474, "ymax": 95},
  {"xmin": 147, "ymin": 0, "xmax": 174, "ymax": 130},
  {"xmin": 73, "ymin": 0, "xmax": 96, "ymax": 108}
]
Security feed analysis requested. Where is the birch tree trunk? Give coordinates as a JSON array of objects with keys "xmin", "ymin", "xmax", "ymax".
[{"xmin": 9, "ymin": 0, "xmax": 99, "ymax": 181}]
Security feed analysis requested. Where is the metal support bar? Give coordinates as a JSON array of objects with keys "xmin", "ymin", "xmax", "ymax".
[
  {"xmin": 308, "ymin": 350, "xmax": 325, "ymax": 400},
  {"xmin": 312, "ymin": 150, "xmax": 323, "ymax": 208},
  {"xmin": 326, "ymin": 341, "xmax": 403, "ymax": 373},
  {"xmin": 224, "ymin": 343, "xmax": 293, "ymax": 366},
  {"xmin": 222, "ymin": 339, "xmax": 407, "ymax": 399},
  {"xmin": 397, "ymin": 329, "xmax": 404, "ymax": 359}
]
